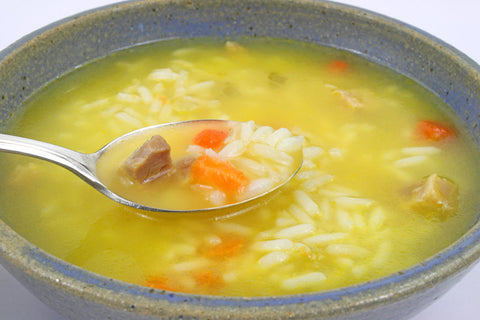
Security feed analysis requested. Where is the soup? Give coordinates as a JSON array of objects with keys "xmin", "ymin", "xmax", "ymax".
[{"xmin": 0, "ymin": 38, "xmax": 479, "ymax": 296}]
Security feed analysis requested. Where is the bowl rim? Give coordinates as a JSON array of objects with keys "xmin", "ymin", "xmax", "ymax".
[{"xmin": 1, "ymin": 0, "xmax": 480, "ymax": 317}]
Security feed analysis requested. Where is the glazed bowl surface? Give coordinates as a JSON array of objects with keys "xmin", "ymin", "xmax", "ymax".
[{"xmin": 1, "ymin": 1, "xmax": 480, "ymax": 320}]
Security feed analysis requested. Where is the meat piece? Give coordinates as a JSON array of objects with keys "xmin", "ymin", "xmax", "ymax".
[
  {"xmin": 408, "ymin": 173, "xmax": 458, "ymax": 214},
  {"xmin": 325, "ymin": 84, "xmax": 363, "ymax": 109},
  {"xmin": 174, "ymin": 155, "xmax": 197, "ymax": 181},
  {"xmin": 123, "ymin": 135, "xmax": 173, "ymax": 183}
]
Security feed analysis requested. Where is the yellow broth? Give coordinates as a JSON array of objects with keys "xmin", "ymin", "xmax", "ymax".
[{"xmin": 0, "ymin": 38, "xmax": 479, "ymax": 296}]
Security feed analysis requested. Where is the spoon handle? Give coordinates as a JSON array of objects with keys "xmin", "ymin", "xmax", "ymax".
[{"xmin": 0, "ymin": 133, "xmax": 99, "ymax": 185}]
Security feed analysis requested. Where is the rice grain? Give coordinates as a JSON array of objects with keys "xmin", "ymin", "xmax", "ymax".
[{"xmin": 282, "ymin": 272, "xmax": 326, "ymax": 290}]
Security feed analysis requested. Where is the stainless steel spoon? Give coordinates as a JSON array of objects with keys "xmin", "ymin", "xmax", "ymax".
[{"xmin": 0, "ymin": 120, "xmax": 302, "ymax": 213}]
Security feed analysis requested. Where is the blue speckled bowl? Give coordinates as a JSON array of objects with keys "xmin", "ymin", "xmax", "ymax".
[{"xmin": 1, "ymin": 1, "xmax": 480, "ymax": 319}]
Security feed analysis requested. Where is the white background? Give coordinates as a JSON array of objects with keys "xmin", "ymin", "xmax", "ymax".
[{"xmin": 1, "ymin": 1, "xmax": 480, "ymax": 319}]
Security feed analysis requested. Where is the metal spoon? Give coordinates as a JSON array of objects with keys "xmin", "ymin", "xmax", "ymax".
[{"xmin": 0, "ymin": 120, "xmax": 302, "ymax": 213}]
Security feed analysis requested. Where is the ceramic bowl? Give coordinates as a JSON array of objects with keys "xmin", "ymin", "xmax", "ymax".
[{"xmin": 1, "ymin": 1, "xmax": 480, "ymax": 319}]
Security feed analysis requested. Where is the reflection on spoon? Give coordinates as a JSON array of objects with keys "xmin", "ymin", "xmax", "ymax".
[{"xmin": 0, "ymin": 120, "xmax": 303, "ymax": 214}]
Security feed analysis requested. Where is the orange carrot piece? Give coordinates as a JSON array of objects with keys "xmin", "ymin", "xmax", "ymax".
[
  {"xmin": 327, "ymin": 60, "xmax": 349, "ymax": 73},
  {"xmin": 144, "ymin": 275, "xmax": 181, "ymax": 292},
  {"xmin": 416, "ymin": 120, "xmax": 456, "ymax": 141},
  {"xmin": 193, "ymin": 269, "xmax": 225, "ymax": 288},
  {"xmin": 203, "ymin": 237, "xmax": 245, "ymax": 259},
  {"xmin": 193, "ymin": 129, "xmax": 229, "ymax": 149},
  {"xmin": 190, "ymin": 155, "xmax": 248, "ymax": 195},
  {"xmin": 158, "ymin": 96, "xmax": 167, "ymax": 105}
]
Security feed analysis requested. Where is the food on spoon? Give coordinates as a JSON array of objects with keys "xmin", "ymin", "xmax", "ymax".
[
  {"xmin": 122, "ymin": 135, "xmax": 173, "ymax": 183},
  {"xmin": 192, "ymin": 129, "xmax": 229, "ymax": 149},
  {"xmin": 106, "ymin": 120, "xmax": 303, "ymax": 209},
  {"xmin": 190, "ymin": 154, "xmax": 249, "ymax": 196}
]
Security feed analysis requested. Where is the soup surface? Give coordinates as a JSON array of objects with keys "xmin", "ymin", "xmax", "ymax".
[{"xmin": 1, "ymin": 38, "xmax": 479, "ymax": 296}]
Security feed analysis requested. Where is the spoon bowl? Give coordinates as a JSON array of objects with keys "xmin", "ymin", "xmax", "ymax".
[{"xmin": 0, "ymin": 119, "xmax": 302, "ymax": 213}]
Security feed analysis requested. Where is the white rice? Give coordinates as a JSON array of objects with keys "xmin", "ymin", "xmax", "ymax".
[
  {"xmin": 319, "ymin": 198, "xmax": 332, "ymax": 220},
  {"xmin": 371, "ymin": 241, "xmax": 392, "ymax": 267},
  {"xmin": 186, "ymin": 80, "xmax": 215, "ymax": 94},
  {"xmin": 326, "ymin": 244, "xmax": 369, "ymax": 258},
  {"xmin": 282, "ymin": 272, "xmax": 326, "ymax": 290},
  {"xmin": 302, "ymin": 159, "xmax": 317, "ymax": 169},
  {"xmin": 303, "ymin": 146, "xmax": 324, "ymax": 160},
  {"xmin": 369, "ymin": 207, "xmax": 386, "ymax": 231},
  {"xmin": 275, "ymin": 216, "xmax": 296, "ymax": 228},
  {"xmin": 274, "ymin": 224, "xmax": 315, "ymax": 239},
  {"xmin": 336, "ymin": 257, "xmax": 354, "ymax": 268},
  {"xmin": 394, "ymin": 155, "xmax": 427, "ymax": 168},
  {"xmin": 116, "ymin": 92, "xmax": 141, "ymax": 103},
  {"xmin": 294, "ymin": 190, "xmax": 320, "ymax": 216},
  {"xmin": 293, "ymin": 242, "xmax": 312, "ymax": 257},
  {"xmin": 231, "ymin": 157, "xmax": 267, "ymax": 176},
  {"xmin": 148, "ymin": 68, "xmax": 180, "ymax": 81},
  {"xmin": 329, "ymin": 147, "xmax": 343, "ymax": 159},
  {"xmin": 173, "ymin": 258, "xmax": 210, "ymax": 272},
  {"xmin": 152, "ymin": 82, "xmax": 165, "ymax": 94},
  {"xmin": 334, "ymin": 196, "xmax": 374, "ymax": 208},
  {"xmin": 288, "ymin": 204, "xmax": 315, "ymax": 224},
  {"xmin": 170, "ymin": 59, "xmax": 195, "ymax": 69},
  {"xmin": 336, "ymin": 210, "xmax": 354, "ymax": 231},
  {"xmin": 258, "ymin": 251, "xmax": 290, "ymax": 268},
  {"xmin": 401, "ymin": 146, "xmax": 441, "ymax": 155},
  {"xmin": 240, "ymin": 120, "xmax": 256, "ymax": 142},
  {"xmin": 80, "ymin": 98, "xmax": 110, "ymax": 111},
  {"xmin": 254, "ymin": 239, "xmax": 294, "ymax": 251},
  {"xmin": 242, "ymin": 178, "xmax": 275, "ymax": 200},
  {"xmin": 186, "ymin": 144, "xmax": 205, "ymax": 157},
  {"xmin": 149, "ymin": 99, "xmax": 162, "ymax": 113},
  {"xmin": 158, "ymin": 104, "xmax": 173, "ymax": 120},
  {"xmin": 295, "ymin": 170, "xmax": 324, "ymax": 180},
  {"xmin": 319, "ymin": 185, "xmax": 359, "ymax": 197},
  {"xmin": 137, "ymin": 86, "xmax": 153, "ymax": 104},
  {"xmin": 251, "ymin": 126, "xmax": 275, "ymax": 142},
  {"xmin": 204, "ymin": 234, "xmax": 222, "ymax": 246},
  {"xmin": 276, "ymin": 136, "xmax": 305, "ymax": 153},
  {"xmin": 114, "ymin": 112, "xmax": 143, "ymax": 127},
  {"xmin": 214, "ymin": 222, "xmax": 253, "ymax": 236},
  {"xmin": 208, "ymin": 190, "xmax": 227, "ymax": 206},
  {"xmin": 352, "ymin": 212, "xmax": 367, "ymax": 228},
  {"xmin": 249, "ymin": 143, "xmax": 294, "ymax": 166},
  {"xmin": 303, "ymin": 233, "xmax": 348, "ymax": 246},
  {"xmin": 352, "ymin": 265, "xmax": 368, "ymax": 278},
  {"xmin": 302, "ymin": 174, "xmax": 334, "ymax": 192},
  {"xmin": 218, "ymin": 140, "xmax": 246, "ymax": 158},
  {"xmin": 266, "ymin": 128, "xmax": 292, "ymax": 147}
]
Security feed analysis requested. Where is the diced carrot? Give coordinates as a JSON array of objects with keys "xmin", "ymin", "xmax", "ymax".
[
  {"xmin": 158, "ymin": 96, "xmax": 167, "ymax": 105},
  {"xmin": 144, "ymin": 275, "xmax": 182, "ymax": 292},
  {"xmin": 327, "ymin": 60, "xmax": 349, "ymax": 73},
  {"xmin": 193, "ymin": 269, "xmax": 225, "ymax": 288},
  {"xmin": 202, "ymin": 237, "xmax": 245, "ymax": 259},
  {"xmin": 190, "ymin": 155, "xmax": 249, "ymax": 195},
  {"xmin": 193, "ymin": 129, "xmax": 229, "ymax": 149},
  {"xmin": 416, "ymin": 120, "xmax": 456, "ymax": 141}
]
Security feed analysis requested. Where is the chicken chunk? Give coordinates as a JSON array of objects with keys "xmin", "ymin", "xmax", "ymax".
[
  {"xmin": 325, "ymin": 84, "xmax": 363, "ymax": 109},
  {"xmin": 123, "ymin": 135, "xmax": 173, "ymax": 183},
  {"xmin": 408, "ymin": 173, "xmax": 458, "ymax": 215}
]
